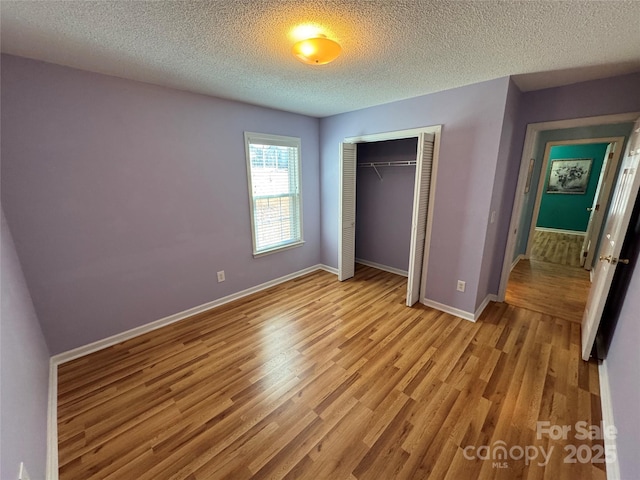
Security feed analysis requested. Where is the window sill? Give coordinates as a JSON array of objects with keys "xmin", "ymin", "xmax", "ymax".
[{"xmin": 253, "ymin": 240, "xmax": 305, "ymax": 258}]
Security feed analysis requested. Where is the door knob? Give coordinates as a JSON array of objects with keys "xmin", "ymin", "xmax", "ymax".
[
  {"xmin": 587, "ymin": 207, "xmax": 593, "ymax": 211},
  {"xmin": 600, "ymin": 255, "xmax": 630, "ymax": 265}
]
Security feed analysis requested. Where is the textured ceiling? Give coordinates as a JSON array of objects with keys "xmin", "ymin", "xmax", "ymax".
[{"xmin": 2, "ymin": 1, "xmax": 640, "ymax": 117}]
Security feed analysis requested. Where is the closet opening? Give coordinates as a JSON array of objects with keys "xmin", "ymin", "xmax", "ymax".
[
  {"xmin": 338, "ymin": 126, "xmax": 441, "ymax": 307},
  {"xmin": 355, "ymin": 138, "xmax": 417, "ymax": 277}
]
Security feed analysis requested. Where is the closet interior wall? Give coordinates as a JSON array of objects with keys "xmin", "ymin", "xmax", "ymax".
[{"xmin": 355, "ymin": 137, "xmax": 418, "ymax": 274}]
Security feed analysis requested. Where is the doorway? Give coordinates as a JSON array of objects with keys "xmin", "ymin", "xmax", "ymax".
[
  {"xmin": 338, "ymin": 126, "xmax": 441, "ymax": 307},
  {"xmin": 524, "ymin": 138, "xmax": 624, "ymax": 271},
  {"xmin": 499, "ymin": 113, "xmax": 638, "ymax": 302},
  {"xmin": 505, "ymin": 139, "xmax": 619, "ymax": 322},
  {"xmin": 499, "ymin": 113, "xmax": 639, "ymax": 356},
  {"xmin": 354, "ymin": 137, "xmax": 417, "ymax": 276}
]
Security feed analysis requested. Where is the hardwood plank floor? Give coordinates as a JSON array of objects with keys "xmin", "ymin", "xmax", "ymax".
[
  {"xmin": 58, "ymin": 265, "xmax": 604, "ymax": 479},
  {"xmin": 530, "ymin": 230, "xmax": 585, "ymax": 267},
  {"xmin": 506, "ymin": 259, "xmax": 591, "ymax": 324}
]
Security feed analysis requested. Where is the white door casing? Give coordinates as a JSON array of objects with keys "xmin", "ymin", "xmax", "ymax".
[
  {"xmin": 338, "ymin": 125, "xmax": 441, "ymax": 302},
  {"xmin": 338, "ymin": 142, "xmax": 357, "ymax": 281},
  {"xmin": 498, "ymin": 113, "xmax": 639, "ymax": 302},
  {"xmin": 525, "ymin": 137, "xmax": 625, "ymax": 259},
  {"xmin": 581, "ymin": 119, "xmax": 640, "ymax": 360},
  {"xmin": 406, "ymin": 132, "xmax": 435, "ymax": 306}
]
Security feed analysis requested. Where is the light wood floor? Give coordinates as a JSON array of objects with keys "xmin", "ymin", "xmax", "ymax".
[
  {"xmin": 58, "ymin": 266, "xmax": 604, "ymax": 480},
  {"xmin": 506, "ymin": 259, "xmax": 591, "ymax": 324},
  {"xmin": 530, "ymin": 230, "xmax": 585, "ymax": 267}
]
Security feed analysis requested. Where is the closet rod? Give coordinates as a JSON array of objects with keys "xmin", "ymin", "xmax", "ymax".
[
  {"xmin": 358, "ymin": 160, "xmax": 417, "ymax": 168},
  {"xmin": 358, "ymin": 160, "xmax": 416, "ymax": 181}
]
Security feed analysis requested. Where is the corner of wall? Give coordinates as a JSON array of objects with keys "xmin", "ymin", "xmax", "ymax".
[
  {"xmin": 475, "ymin": 78, "xmax": 522, "ymax": 309},
  {"xmin": 1, "ymin": 210, "xmax": 51, "ymax": 480}
]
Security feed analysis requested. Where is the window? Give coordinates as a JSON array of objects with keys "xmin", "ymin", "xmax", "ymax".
[{"xmin": 244, "ymin": 132, "xmax": 303, "ymax": 256}]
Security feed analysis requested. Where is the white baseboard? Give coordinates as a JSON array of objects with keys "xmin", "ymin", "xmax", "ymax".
[
  {"xmin": 51, "ymin": 264, "xmax": 334, "ymax": 365},
  {"xmin": 46, "ymin": 263, "xmax": 337, "ymax": 480},
  {"xmin": 355, "ymin": 258, "xmax": 408, "ymax": 277},
  {"xmin": 421, "ymin": 298, "xmax": 475, "ymax": 322},
  {"xmin": 46, "ymin": 360, "xmax": 58, "ymax": 480},
  {"xmin": 598, "ymin": 359, "xmax": 621, "ymax": 480},
  {"xmin": 422, "ymin": 294, "xmax": 497, "ymax": 323},
  {"xmin": 535, "ymin": 227, "xmax": 586, "ymax": 236},
  {"xmin": 511, "ymin": 254, "xmax": 525, "ymax": 272},
  {"xmin": 475, "ymin": 294, "xmax": 498, "ymax": 320},
  {"xmin": 317, "ymin": 264, "xmax": 339, "ymax": 275}
]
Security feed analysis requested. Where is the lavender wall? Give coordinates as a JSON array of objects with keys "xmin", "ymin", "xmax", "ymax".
[
  {"xmin": 606, "ymin": 259, "xmax": 640, "ymax": 480},
  {"xmin": 477, "ymin": 79, "xmax": 523, "ymax": 309},
  {"xmin": 519, "ymin": 73, "xmax": 640, "ymax": 126},
  {"xmin": 355, "ymin": 138, "xmax": 417, "ymax": 272},
  {"xmin": 1, "ymin": 55, "xmax": 321, "ymax": 354},
  {"xmin": 511, "ymin": 73, "xmax": 640, "ymax": 258},
  {"xmin": 321, "ymin": 77, "xmax": 511, "ymax": 314},
  {"xmin": 1, "ymin": 210, "xmax": 50, "ymax": 480}
]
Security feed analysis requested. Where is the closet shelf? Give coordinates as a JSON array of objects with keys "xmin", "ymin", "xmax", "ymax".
[{"xmin": 358, "ymin": 160, "xmax": 416, "ymax": 180}]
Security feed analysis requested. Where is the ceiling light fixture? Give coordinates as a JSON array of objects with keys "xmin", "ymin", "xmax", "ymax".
[{"xmin": 292, "ymin": 34, "xmax": 341, "ymax": 65}]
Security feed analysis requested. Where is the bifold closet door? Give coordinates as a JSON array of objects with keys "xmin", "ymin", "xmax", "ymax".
[
  {"xmin": 406, "ymin": 132, "xmax": 435, "ymax": 306},
  {"xmin": 338, "ymin": 142, "xmax": 357, "ymax": 281}
]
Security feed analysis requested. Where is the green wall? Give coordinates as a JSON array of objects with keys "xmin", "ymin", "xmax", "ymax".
[{"xmin": 536, "ymin": 143, "xmax": 610, "ymax": 232}]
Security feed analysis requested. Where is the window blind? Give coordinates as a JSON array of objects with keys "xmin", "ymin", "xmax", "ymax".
[{"xmin": 245, "ymin": 133, "xmax": 303, "ymax": 255}]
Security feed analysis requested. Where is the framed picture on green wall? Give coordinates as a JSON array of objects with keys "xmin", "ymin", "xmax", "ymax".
[{"xmin": 546, "ymin": 158, "xmax": 592, "ymax": 194}]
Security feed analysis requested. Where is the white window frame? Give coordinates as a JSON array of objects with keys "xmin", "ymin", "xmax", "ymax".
[{"xmin": 244, "ymin": 132, "xmax": 304, "ymax": 257}]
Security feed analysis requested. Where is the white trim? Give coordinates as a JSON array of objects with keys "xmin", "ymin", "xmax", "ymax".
[
  {"xmin": 422, "ymin": 298, "xmax": 475, "ymax": 322},
  {"xmin": 498, "ymin": 112, "xmax": 640, "ymax": 302},
  {"xmin": 511, "ymin": 254, "xmax": 525, "ymax": 272},
  {"xmin": 534, "ymin": 227, "xmax": 586, "ymax": 236},
  {"xmin": 598, "ymin": 360, "xmax": 621, "ymax": 480},
  {"xmin": 252, "ymin": 240, "xmax": 305, "ymax": 258},
  {"xmin": 317, "ymin": 264, "xmax": 339, "ymax": 275},
  {"xmin": 590, "ymin": 269, "xmax": 595, "ymax": 282},
  {"xmin": 356, "ymin": 258, "xmax": 408, "ymax": 277},
  {"xmin": 46, "ymin": 360, "xmax": 58, "ymax": 480},
  {"xmin": 422, "ymin": 294, "xmax": 498, "ymax": 323},
  {"xmin": 51, "ymin": 264, "xmax": 332, "ymax": 365},
  {"xmin": 474, "ymin": 294, "xmax": 498, "ymax": 321},
  {"xmin": 244, "ymin": 132, "xmax": 303, "ymax": 257},
  {"xmin": 340, "ymin": 125, "xmax": 442, "ymax": 304},
  {"xmin": 345, "ymin": 125, "xmax": 439, "ymax": 143}
]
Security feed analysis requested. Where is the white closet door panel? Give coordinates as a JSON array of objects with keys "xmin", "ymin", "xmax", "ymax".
[
  {"xmin": 339, "ymin": 142, "xmax": 357, "ymax": 281},
  {"xmin": 407, "ymin": 132, "xmax": 435, "ymax": 305}
]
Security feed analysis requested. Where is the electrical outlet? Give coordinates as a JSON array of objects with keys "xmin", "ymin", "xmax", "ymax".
[
  {"xmin": 19, "ymin": 462, "xmax": 31, "ymax": 480},
  {"xmin": 490, "ymin": 211, "xmax": 496, "ymax": 224},
  {"xmin": 217, "ymin": 270, "xmax": 225, "ymax": 283},
  {"xmin": 456, "ymin": 280, "xmax": 466, "ymax": 292}
]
